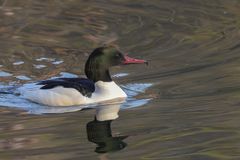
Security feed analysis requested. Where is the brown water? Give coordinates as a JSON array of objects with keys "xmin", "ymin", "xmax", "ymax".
[{"xmin": 1, "ymin": 0, "xmax": 240, "ymax": 159}]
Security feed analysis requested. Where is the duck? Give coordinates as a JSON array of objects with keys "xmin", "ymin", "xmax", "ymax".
[{"xmin": 19, "ymin": 46, "xmax": 147, "ymax": 106}]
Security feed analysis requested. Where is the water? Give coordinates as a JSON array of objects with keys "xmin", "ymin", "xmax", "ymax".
[{"xmin": 1, "ymin": 0, "xmax": 240, "ymax": 159}]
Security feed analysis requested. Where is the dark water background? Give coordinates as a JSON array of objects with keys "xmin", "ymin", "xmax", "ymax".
[{"xmin": 1, "ymin": 0, "xmax": 240, "ymax": 159}]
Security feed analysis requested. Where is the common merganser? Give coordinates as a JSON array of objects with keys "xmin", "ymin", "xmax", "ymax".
[{"xmin": 20, "ymin": 46, "xmax": 147, "ymax": 106}]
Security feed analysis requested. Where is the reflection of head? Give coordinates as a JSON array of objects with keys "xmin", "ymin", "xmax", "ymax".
[
  {"xmin": 95, "ymin": 136, "xmax": 127, "ymax": 153},
  {"xmin": 86, "ymin": 118, "xmax": 128, "ymax": 153}
]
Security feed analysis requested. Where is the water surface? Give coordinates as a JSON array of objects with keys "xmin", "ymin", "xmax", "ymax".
[{"xmin": 1, "ymin": 0, "xmax": 240, "ymax": 159}]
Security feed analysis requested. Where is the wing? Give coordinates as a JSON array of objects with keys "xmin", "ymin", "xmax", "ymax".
[{"xmin": 37, "ymin": 78, "xmax": 95, "ymax": 97}]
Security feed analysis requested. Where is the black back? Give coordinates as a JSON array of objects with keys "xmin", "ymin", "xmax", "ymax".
[{"xmin": 37, "ymin": 78, "xmax": 95, "ymax": 97}]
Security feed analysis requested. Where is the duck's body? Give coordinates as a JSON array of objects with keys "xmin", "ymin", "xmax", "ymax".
[
  {"xmin": 20, "ymin": 79, "xmax": 126, "ymax": 106},
  {"xmin": 20, "ymin": 46, "xmax": 146, "ymax": 106}
]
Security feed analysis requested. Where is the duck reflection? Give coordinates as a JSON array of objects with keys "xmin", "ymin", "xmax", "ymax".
[{"xmin": 86, "ymin": 102, "xmax": 128, "ymax": 153}]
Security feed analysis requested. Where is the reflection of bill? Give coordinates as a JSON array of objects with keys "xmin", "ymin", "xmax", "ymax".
[{"xmin": 86, "ymin": 101, "xmax": 128, "ymax": 153}]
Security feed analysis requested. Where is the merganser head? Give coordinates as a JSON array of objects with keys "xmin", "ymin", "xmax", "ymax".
[{"xmin": 85, "ymin": 46, "xmax": 147, "ymax": 82}]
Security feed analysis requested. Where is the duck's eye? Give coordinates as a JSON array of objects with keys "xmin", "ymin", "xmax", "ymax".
[{"xmin": 115, "ymin": 53, "xmax": 122, "ymax": 58}]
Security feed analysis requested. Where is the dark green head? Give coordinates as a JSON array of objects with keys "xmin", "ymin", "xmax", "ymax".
[{"xmin": 85, "ymin": 46, "xmax": 147, "ymax": 82}]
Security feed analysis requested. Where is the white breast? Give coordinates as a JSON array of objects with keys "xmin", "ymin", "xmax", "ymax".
[
  {"xmin": 19, "ymin": 81, "xmax": 127, "ymax": 106},
  {"xmin": 89, "ymin": 81, "xmax": 127, "ymax": 103}
]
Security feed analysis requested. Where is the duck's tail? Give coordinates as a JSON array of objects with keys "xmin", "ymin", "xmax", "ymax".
[
  {"xmin": 0, "ymin": 91, "xmax": 15, "ymax": 94},
  {"xmin": 0, "ymin": 85, "xmax": 20, "ymax": 95}
]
